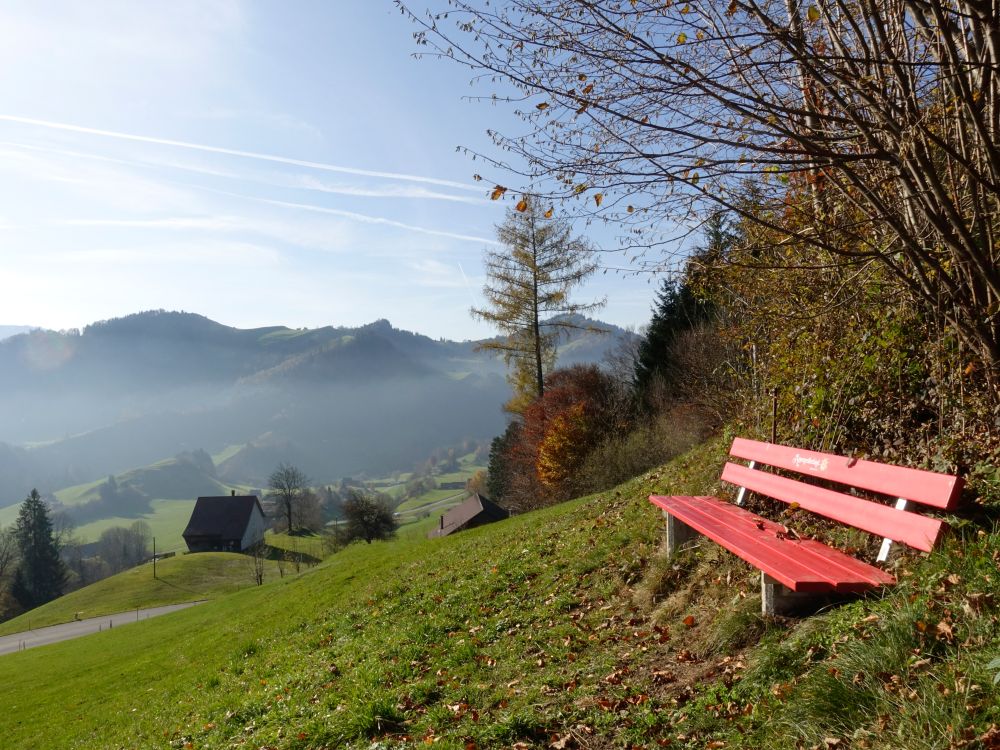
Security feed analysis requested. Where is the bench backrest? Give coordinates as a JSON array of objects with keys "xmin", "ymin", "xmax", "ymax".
[{"xmin": 722, "ymin": 438, "xmax": 964, "ymax": 553}]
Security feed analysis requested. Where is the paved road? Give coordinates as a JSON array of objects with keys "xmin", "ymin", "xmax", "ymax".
[{"xmin": 0, "ymin": 601, "xmax": 206, "ymax": 656}]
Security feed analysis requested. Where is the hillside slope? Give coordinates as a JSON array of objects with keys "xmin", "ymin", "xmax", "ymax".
[
  {"xmin": 0, "ymin": 552, "xmax": 284, "ymax": 636},
  {"xmin": 0, "ymin": 437, "xmax": 995, "ymax": 748}
]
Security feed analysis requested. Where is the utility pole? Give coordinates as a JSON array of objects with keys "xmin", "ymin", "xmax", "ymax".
[{"xmin": 153, "ymin": 537, "xmax": 157, "ymax": 579}]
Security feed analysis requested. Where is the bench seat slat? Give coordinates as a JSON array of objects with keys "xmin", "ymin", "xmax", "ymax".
[
  {"xmin": 720, "ymin": 462, "xmax": 944, "ymax": 552},
  {"xmin": 649, "ymin": 494, "xmax": 895, "ymax": 592},
  {"xmin": 730, "ymin": 438, "xmax": 964, "ymax": 510}
]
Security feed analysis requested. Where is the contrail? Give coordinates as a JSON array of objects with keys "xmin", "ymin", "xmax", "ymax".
[
  {"xmin": 0, "ymin": 114, "xmax": 482, "ymax": 192},
  {"xmin": 0, "ymin": 140, "xmax": 486, "ymax": 204},
  {"xmin": 458, "ymin": 262, "xmax": 479, "ymax": 307},
  {"xmin": 229, "ymin": 192, "xmax": 501, "ymax": 246}
]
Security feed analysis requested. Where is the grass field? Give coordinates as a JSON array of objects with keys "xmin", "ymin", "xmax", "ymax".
[
  {"xmin": 393, "ymin": 488, "xmax": 464, "ymax": 514},
  {"xmin": 71, "ymin": 498, "xmax": 196, "ymax": 552},
  {"xmin": 0, "ymin": 552, "xmax": 289, "ymax": 636},
  {"xmin": 264, "ymin": 531, "xmax": 328, "ymax": 562},
  {"xmin": 53, "ymin": 478, "xmax": 105, "ymax": 507},
  {"xmin": 211, "ymin": 443, "xmax": 246, "ymax": 464},
  {"xmin": 0, "ymin": 441, "xmax": 717, "ymax": 748},
  {"xmin": 2, "ymin": 436, "xmax": 995, "ymax": 748}
]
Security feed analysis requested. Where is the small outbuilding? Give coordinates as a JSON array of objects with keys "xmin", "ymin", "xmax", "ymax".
[
  {"xmin": 182, "ymin": 493, "xmax": 268, "ymax": 553},
  {"xmin": 428, "ymin": 492, "xmax": 510, "ymax": 539}
]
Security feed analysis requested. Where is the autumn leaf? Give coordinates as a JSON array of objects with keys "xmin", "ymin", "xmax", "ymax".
[
  {"xmin": 490, "ymin": 185, "xmax": 508, "ymax": 201},
  {"xmin": 627, "ymin": 205, "xmax": 634, "ymax": 213},
  {"xmin": 582, "ymin": 84, "xmax": 594, "ymax": 95},
  {"xmin": 536, "ymin": 102, "xmax": 549, "ymax": 110},
  {"xmin": 594, "ymin": 193, "xmax": 603, "ymax": 207},
  {"xmin": 516, "ymin": 198, "xmax": 529, "ymax": 212},
  {"xmin": 935, "ymin": 619, "xmax": 955, "ymax": 642},
  {"xmin": 807, "ymin": 5, "xmax": 820, "ymax": 21},
  {"xmin": 677, "ymin": 32, "xmax": 687, "ymax": 44},
  {"xmin": 544, "ymin": 207, "xmax": 554, "ymax": 218},
  {"xmin": 683, "ymin": 614, "xmax": 695, "ymax": 628}
]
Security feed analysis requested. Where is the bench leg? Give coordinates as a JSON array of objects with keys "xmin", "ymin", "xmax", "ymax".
[
  {"xmin": 761, "ymin": 573, "xmax": 820, "ymax": 616},
  {"xmin": 663, "ymin": 511, "xmax": 698, "ymax": 557}
]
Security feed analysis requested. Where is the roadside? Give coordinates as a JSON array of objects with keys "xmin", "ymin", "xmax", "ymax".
[{"xmin": 0, "ymin": 601, "xmax": 206, "ymax": 656}]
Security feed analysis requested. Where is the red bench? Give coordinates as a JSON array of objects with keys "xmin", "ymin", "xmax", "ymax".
[{"xmin": 649, "ymin": 438, "xmax": 964, "ymax": 615}]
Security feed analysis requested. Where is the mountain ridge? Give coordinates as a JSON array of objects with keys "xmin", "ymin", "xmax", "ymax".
[{"xmin": 0, "ymin": 309, "xmax": 638, "ymax": 506}]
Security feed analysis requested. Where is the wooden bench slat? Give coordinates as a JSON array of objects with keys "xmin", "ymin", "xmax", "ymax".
[
  {"xmin": 650, "ymin": 495, "xmax": 893, "ymax": 592},
  {"xmin": 650, "ymin": 495, "xmax": 834, "ymax": 591},
  {"xmin": 720, "ymin": 462, "xmax": 944, "ymax": 552},
  {"xmin": 730, "ymin": 437, "xmax": 964, "ymax": 510},
  {"xmin": 669, "ymin": 495, "xmax": 895, "ymax": 590}
]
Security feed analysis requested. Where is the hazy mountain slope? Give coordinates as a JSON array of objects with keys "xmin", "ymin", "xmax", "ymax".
[
  {"xmin": 0, "ymin": 310, "xmax": 634, "ymax": 505},
  {"xmin": 0, "ymin": 325, "xmax": 33, "ymax": 341}
]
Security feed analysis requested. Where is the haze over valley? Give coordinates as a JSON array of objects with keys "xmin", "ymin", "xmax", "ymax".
[{"xmin": 0, "ymin": 309, "xmax": 634, "ymax": 529}]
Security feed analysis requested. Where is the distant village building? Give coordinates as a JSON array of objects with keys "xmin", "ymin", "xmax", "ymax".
[
  {"xmin": 427, "ymin": 493, "xmax": 510, "ymax": 539},
  {"xmin": 182, "ymin": 492, "xmax": 268, "ymax": 553}
]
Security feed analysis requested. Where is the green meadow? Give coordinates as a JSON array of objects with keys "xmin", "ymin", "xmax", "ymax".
[{"xmin": 0, "ymin": 438, "xmax": 998, "ymax": 748}]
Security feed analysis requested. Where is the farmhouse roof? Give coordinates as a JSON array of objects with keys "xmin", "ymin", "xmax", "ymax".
[
  {"xmin": 430, "ymin": 492, "xmax": 509, "ymax": 537},
  {"xmin": 183, "ymin": 495, "xmax": 264, "ymax": 540}
]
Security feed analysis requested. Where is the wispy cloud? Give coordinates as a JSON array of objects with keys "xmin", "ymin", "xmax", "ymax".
[
  {"xmin": 0, "ymin": 115, "xmax": 482, "ymax": 192},
  {"xmin": 243, "ymin": 194, "xmax": 499, "ymax": 246},
  {"xmin": 407, "ymin": 258, "xmax": 472, "ymax": 289},
  {"xmin": 48, "ymin": 240, "xmax": 282, "ymax": 267},
  {"xmin": 293, "ymin": 174, "xmax": 487, "ymax": 205},
  {"xmin": 0, "ymin": 140, "xmax": 487, "ymax": 206}
]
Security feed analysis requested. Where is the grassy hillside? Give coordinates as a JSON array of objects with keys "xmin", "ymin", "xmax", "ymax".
[
  {"xmin": 0, "ymin": 436, "xmax": 997, "ymax": 748},
  {"xmin": 71, "ymin": 498, "xmax": 197, "ymax": 551},
  {"xmin": 0, "ymin": 552, "xmax": 287, "ymax": 635}
]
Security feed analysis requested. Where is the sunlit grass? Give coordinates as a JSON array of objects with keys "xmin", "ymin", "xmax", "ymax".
[
  {"xmin": 0, "ymin": 552, "xmax": 287, "ymax": 635},
  {"xmin": 0, "ymin": 435, "xmax": 996, "ymax": 749}
]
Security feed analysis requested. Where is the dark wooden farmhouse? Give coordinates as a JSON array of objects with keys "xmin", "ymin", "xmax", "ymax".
[
  {"xmin": 182, "ymin": 493, "xmax": 268, "ymax": 553},
  {"xmin": 428, "ymin": 493, "xmax": 509, "ymax": 539}
]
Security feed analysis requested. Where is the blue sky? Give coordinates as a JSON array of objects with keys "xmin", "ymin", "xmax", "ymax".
[{"xmin": 0, "ymin": 1, "xmax": 658, "ymax": 341}]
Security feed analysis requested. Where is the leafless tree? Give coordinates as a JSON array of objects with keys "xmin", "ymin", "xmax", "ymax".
[
  {"xmin": 97, "ymin": 521, "xmax": 151, "ymax": 574},
  {"xmin": 246, "ymin": 542, "xmax": 267, "ymax": 586},
  {"xmin": 267, "ymin": 463, "xmax": 311, "ymax": 535},
  {"xmin": 400, "ymin": 0, "xmax": 1000, "ymax": 385},
  {"xmin": 0, "ymin": 527, "xmax": 17, "ymax": 583}
]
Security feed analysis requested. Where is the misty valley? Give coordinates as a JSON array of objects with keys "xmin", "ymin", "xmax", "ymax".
[{"xmin": 0, "ymin": 310, "xmax": 631, "ymax": 545}]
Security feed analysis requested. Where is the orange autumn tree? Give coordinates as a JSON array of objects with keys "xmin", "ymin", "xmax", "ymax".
[{"xmin": 511, "ymin": 365, "xmax": 623, "ymax": 506}]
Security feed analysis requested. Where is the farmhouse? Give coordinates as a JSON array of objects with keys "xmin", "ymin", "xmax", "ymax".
[
  {"xmin": 182, "ymin": 492, "xmax": 268, "ymax": 553},
  {"xmin": 428, "ymin": 492, "xmax": 509, "ymax": 538}
]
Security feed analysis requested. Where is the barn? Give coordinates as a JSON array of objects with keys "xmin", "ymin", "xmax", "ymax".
[
  {"xmin": 182, "ymin": 493, "xmax": 268, "ymax": 553},
  {"xmin": 427, "ymin": 492, "xmax": 510, "ymax": 538}
]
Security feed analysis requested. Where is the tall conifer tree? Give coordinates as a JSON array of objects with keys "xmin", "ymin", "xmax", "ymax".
[
  {"xmin": 473, "ymin": 199, "xmax": 604, "ymax": 412},
  {"xmin": 11, "ymin": 489, "xmax": 67, "ymax": 609}
]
